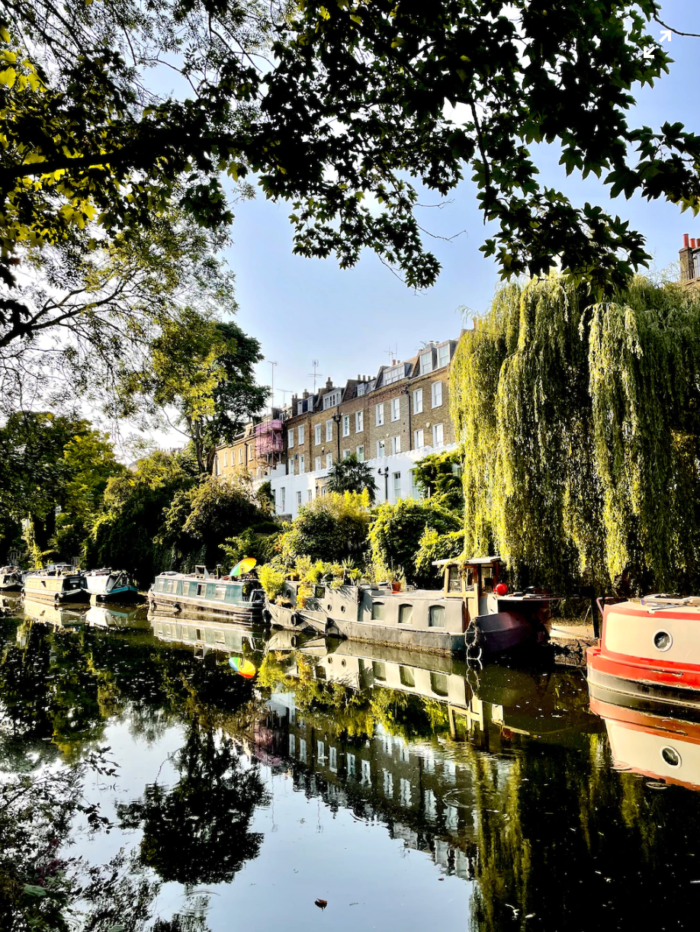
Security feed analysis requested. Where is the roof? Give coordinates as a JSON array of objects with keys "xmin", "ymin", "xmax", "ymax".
[{"xmin": 432, "ymin": 556, "xmax": 503, "ymax": 567}]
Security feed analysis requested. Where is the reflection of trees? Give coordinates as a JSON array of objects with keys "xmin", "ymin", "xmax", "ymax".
[
  {"xmin": 118, "ymin": 720, "xmax": 269, "ymax": 885},
  {"xmin": 468, "ymin": 733, "xmax": 700, "ymax": 932}
]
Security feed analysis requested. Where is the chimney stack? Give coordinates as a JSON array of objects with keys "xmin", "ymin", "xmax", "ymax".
[
  {"xmin": 680, "ymin": 233, "xmax": 695, "ymax": 282},
  {"xmin": 302, "ymin": 389, "xmax": 309, "ymax": 400},
  {"xmin": 325, "ymin": 377, "xmax": 333, "ymax": 390}
]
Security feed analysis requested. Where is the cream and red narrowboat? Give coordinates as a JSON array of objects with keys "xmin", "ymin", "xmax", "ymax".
[
  {"xmin": 587, "ymin": 595, "xmax": 700, "ymax": 711},
  {"xmin": 23, "ymin": 571, "xmax": 89, "ymax": 604}
]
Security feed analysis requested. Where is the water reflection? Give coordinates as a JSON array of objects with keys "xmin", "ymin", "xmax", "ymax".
[{"xmin": 1, "ymin": 608, "xmax": 700, "ymax": 930}]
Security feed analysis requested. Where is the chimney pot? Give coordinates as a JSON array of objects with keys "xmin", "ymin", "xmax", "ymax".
[
  {"xmin": 693, "ymin": 239, "xmax": 698, "ymax": 249},
  {"xmin": 683, "ymin": 233, "xmax": 690, "ymax": 249}
]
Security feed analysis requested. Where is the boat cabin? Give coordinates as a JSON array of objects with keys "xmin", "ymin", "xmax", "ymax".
[{"xmin": 149, "ymin": 567, "xmax": 265, "ymax": 621}]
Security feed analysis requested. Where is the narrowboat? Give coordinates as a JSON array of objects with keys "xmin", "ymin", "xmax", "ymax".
[
  {"xmin": 84, "ymin": 568, "xmax": 141, "ymax": 602},
  {"xmin": 265, "ymin": 557, "xmax": 554, "ymax": 657},
  {"xmin": 22, "ymin": 597, "xmax": 88, "ymax": 627},
  {"xmin": 149, "ymin": 566, "xmax": 265, "ymax": 623},
  {"xmin": 591, "ymin": 695, "xmax": 700, "ymax": 791},
  {"xmin": 0, "ymin": 566, "xmax": 22, "ymax": 592},
  {"xmin": 23, "ymin": 570, "xmax": 89, "ymax": 604},
  {"xmin": 587, "ymin": 595, "xmax": 700, "ymax": 711}
]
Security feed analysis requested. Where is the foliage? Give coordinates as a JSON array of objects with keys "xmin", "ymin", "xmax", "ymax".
[
  {"xmin": 158, "ymin": 475, "xmax": 266, "ymax": 570},
  {"xmin": 4, "ymin": 0, "xmax": 698, "ymax": 340},
  {"xmin": 368, "ymin": 499, "xmax": 462, "ymax": 585},
  {"xmin": 221, "ymin": 526, "xmax": 280, "ymax": 570},
  {"xmin": 0, "ymin": 412, "xmax": 125, "ymax": 559},
  {"xmin": 86, "ymin": 448, "xmax": 198, "ymax": 586},
  {"xmin": 130, "ymin": 314, "xmax": 268, "ymax": 473},
  {"xmin": 277, "ymin": 490, "xmax": 372, "ymax": 564},
  {"xmin": 450, "ymin": 275, "xmax": 700, "ymax": 593},
  {"xmin": 257, "ymin": 563, "xmax": 286, "ymax": 600},
  {"xmin": 1, "ymin": 211, "xmax": 239, "ymax": 414},
  {"xmin": 414, "ymin": 527, "xmax": 466, "ymax": 584},
  {"xmin": 412, "ymin": 449, "xmax": 464, "ymax": 513},
  {"xmin": 258, "ymin": 0, "xmax": 700, "ymax": 292},
  {"xmin": 326, "ymin": 454, "xmax": 378, "ymax": 501}
]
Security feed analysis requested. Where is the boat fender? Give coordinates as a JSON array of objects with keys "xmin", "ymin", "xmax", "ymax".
[{"xmin": 290, "ymin": 612, "xmax": 300, "ymax": 627}]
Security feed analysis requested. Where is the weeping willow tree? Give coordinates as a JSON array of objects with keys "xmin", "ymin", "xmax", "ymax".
[{"xmin": 450, "ymin": 276, "xmax": 700, "ymax": 593}]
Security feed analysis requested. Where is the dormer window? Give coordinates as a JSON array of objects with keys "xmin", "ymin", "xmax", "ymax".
[
  {"xmin": 420, "ymin": 351, "xmax": 433, "ymax": 375},
  {"xmin": 323, "ymin": 390, "xmax": 342, "ymax": 410},
  {"xmin": 383, "ymin": 364, "xmax": 404, "ymax": 386}
]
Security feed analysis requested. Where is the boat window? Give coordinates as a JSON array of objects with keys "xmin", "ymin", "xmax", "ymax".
[
  {"xmin": 213, "ymin": 586, "xmax": 227, "ymax": 601},
  {"xmin": 430, "ymin": 672, "xmax": 449, "ymax": 697},
  {"xmin": 482, "ymin": 571, "xmax": 495, "ymax": 594},
  {"xmin": 372, "ymin": 602, "xmax": 386, "ymax": 621},
  {"xmin": 399, "ymin": 666, "xmax": 416, "ymax": 688},
  {"xmin": 215, "ymin": 631, "xmax": 225, "ymax": 643},
  {"xmin": 429, "ymin": 605, "xmax": 446, "ymax": 628},
  {"xmin": 315, "ymin": 586, "xmax": 326, "ymax": 599},
  {"xmin": 398, "ymin": 604, "xmax": 413, "ymax": 624},
  {"xmin": 373, "ymin": 662, "xmax": 387, "ymax": 681},
  {"xmin": 465, "ymin": 567, "xmax": 476, "ymax": 587},
  {"xmin": 156, "ymin": 579, "xmax": 164, "ymax": 592},
  {"xmin": 197, "ymin": 583, "xmax": 205, "ymax": 596},
  {"xmin": 448, "ymin": 566, "xmax": 461, "ymax": 592}
]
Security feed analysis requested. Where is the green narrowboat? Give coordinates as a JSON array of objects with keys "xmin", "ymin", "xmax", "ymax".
[{"xmin": 148, "ymin": 566, "xmax": 265, "ymax": 623}]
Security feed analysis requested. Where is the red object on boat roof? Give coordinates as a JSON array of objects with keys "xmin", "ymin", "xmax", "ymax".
[{"xmin": 495, "ymin": 582, "xmax": 508, "ymax": 596}]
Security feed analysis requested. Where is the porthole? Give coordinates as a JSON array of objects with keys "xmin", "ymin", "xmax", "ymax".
[
  {"xmin": 341, "ymin": 659, "xmax": 346, "ymax": 667},
  {"xmin": 654, "ymin": 630, "xmax": 673, "ymax": 652},
  {"xmin": 328, "ymin": 657, "xmax": 333, "ymax": 664},
  {"xmin": 341, "ymin": 605, "xmax": 345, "ymax": 612},
  {"xmin": 661, "ymin": 746, "xmax": 681, "ymax": 768},
  {"xmin": 327, "ymin": 604, "xmax": 332, "ymax": 612}
]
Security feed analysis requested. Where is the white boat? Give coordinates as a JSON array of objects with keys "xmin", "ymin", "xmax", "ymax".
[
  {"xmin": 0, "ymin": 566, "xmax": 22, "ymax": 592},
  {"xmin": 84, "ymin": 569, "xmax": 141, "ymax": 602}
]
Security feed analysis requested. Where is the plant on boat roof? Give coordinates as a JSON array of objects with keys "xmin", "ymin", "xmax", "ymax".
[{"xmin": 258, "ymin": 564, "xmax": 286, "ymax": 601}]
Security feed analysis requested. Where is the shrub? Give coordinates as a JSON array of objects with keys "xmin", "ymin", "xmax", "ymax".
[{"xmin": 258, "ymin": 564, "xmax": 286, "ymax": 600}]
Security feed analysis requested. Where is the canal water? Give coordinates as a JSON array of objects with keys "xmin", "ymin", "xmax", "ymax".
[{"xmin": 2, "ymin": 597, "xmax": 700, "ymax": 931}]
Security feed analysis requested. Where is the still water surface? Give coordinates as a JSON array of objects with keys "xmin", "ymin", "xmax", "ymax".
[{"xmin": 2, "ymin": 597, "xmax": 700, "ymax": 930}]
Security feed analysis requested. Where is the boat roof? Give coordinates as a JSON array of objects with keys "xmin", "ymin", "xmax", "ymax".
[{"xmin": 432, "ymin": 556, "xmax": 503, "ymax": 567}]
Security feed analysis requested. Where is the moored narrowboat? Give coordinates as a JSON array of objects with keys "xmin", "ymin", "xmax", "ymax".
[
  {"xmin": 149, "ymin": 566, "xmax": 265, "ymax": 623},
  {"xmin": 84, "ymin": 568, "xmax": 141, "ymax": 602},
  {"xmin": 23, "ymin": 571, "xmax": 89, "ymax": 604},
  {"xmin": 0, "ymin": 567, "xmax": 22, "ymax": 592},
  {"xmin": 266, "ymin": 557, "xmax": 554, "ymax": 657},
  {"xmin": 587, "ymin": 595, "xmax": 700, "ymax": 711}
]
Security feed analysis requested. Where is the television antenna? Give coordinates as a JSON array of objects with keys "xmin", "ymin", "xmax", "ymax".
[
  {"xmin": 308, "ymin": 360, "xmax": 323, "ymax": 392},
  {"xmin": 269, "ymin": 361, "xmax": 277, "ymax": 415},
  {"xmin": 384, "ymin": 344, "xmax": 399, "ymax": 364}
]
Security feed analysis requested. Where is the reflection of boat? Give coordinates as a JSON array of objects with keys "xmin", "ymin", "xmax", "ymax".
[
  {"xmin": 0, "ymin": 566, "xmax": 22, "ymax": 592},
  {"xmin": 149, "ymin": 612, "xmax": 266, "ymax": 655},
  {"xmin": 588, "ymin": 595, "xmax": 700, "ymax": 711},
  {"xmin": 591, "ymin": 695, "xmax": 700, "ymax": 791},
  {"xmin": 149, "ymin": 566, "xmax": 265, "ymax": 622},
  {"xmin": 22, "ymin": 598, "xmax": 88, "ymax": 627},
  {"xmin": 267, "ymin": 557, "xmax": 554, "ymax": 657},
  {"xmin": 23, "ymin": 570, "xmax": 89, "ymax": 604},
  {"xmin": 84, "ymin": 569, "xmax": 141, "ymax": 602},
  {"xmin": 0, "ymin": 594, "xmax": 21, "ymax": 617},
  {"xmin": 85, "ymin": 604, "xmax": 149, "ymax": 629}
]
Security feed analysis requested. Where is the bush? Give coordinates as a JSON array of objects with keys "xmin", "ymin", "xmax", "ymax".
[
  {"xmin": 258, "ymin": 564, "xmax": 286, "ymax": 600},
  {"xmin": 221, "ymin": 526, "xmax": 280, "ymax": 570},
  {"xmin": 277, "ymin": 490, "xmax": 372, "ymax": 564},
  {"xmin": 368, "ymin": 499, "xmax": 462, "ymax": 586},
  {"xmin": 414, "ymin": 527, "xmax": 466, "ymax": 586}
]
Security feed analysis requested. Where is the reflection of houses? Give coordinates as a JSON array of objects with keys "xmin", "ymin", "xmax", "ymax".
[
  {"xmin": 251, "ymin": 646, "xmax": 598, "ymax": 878},
  {"xmin": 264, "ymin": 691, "xmax": 477, "ymax": 879}
]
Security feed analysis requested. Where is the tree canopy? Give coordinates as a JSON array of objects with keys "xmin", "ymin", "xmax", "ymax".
[
  {"xmin": 2, "ymin": 0, "xmax": 700, "ymax": 315},
  {"xmin": 450, "ymin": 274, "xmax": 700, "ymax": 593}
]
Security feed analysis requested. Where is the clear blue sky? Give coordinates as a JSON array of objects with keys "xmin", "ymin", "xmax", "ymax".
[{"xmin": 223, "ymin": 1, "xmax": 700, "ymax": 409}]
